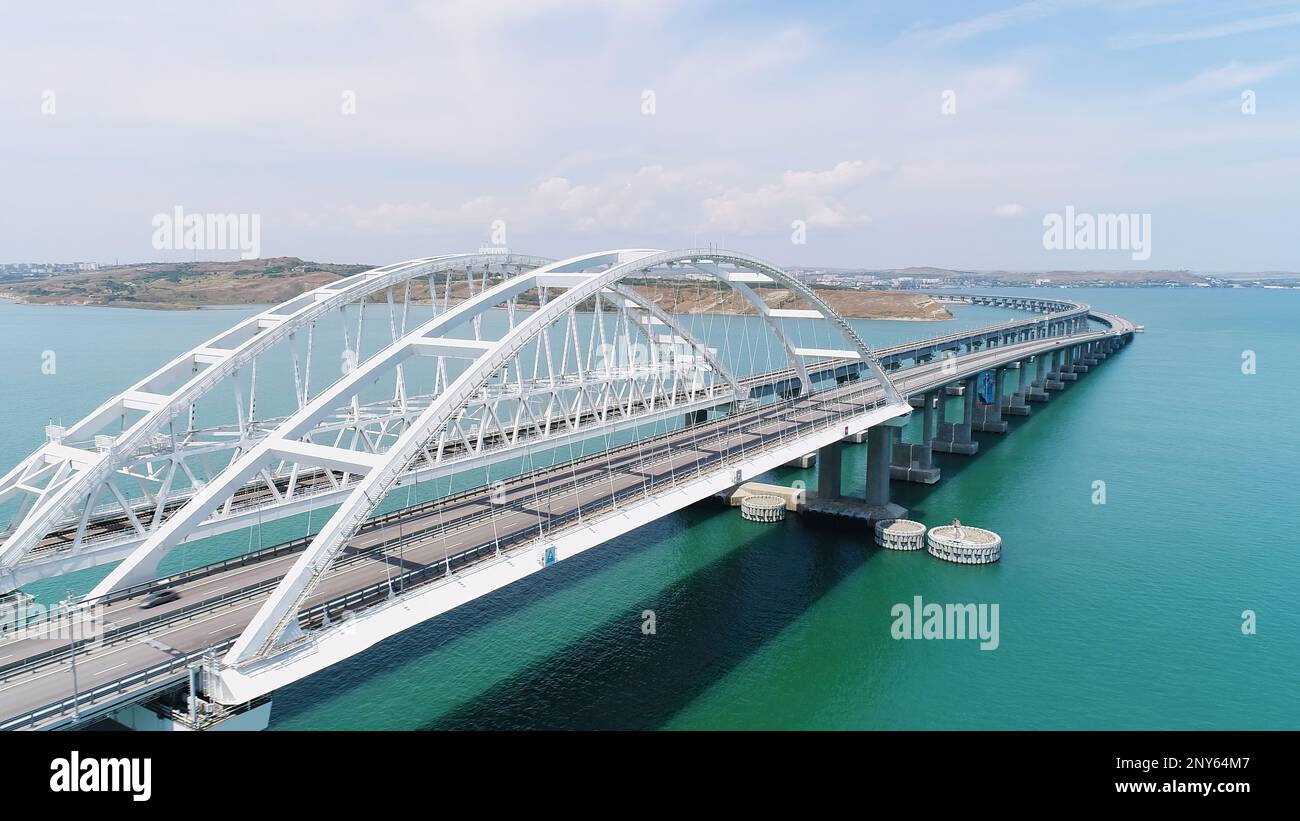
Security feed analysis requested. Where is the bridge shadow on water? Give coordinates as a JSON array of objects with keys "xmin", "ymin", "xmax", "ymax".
[
  {"xmin": 426, "ymin": 513, "xmax": 876, "ymax": 730},
  {"xmin": 270, "ymin": 505, "xmax": 883, "ymax": 730}
]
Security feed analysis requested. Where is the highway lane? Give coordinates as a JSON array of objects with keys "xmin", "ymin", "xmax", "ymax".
[{"xmin": 0, "ymin": 325, "xmax": 1123, "ymax": 727}]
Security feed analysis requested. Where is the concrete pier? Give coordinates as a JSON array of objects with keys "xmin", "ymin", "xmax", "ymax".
[
  {"xmin": 725, "ymin": 482, "xmax": 806, "ymax": 511},
  {"xmin": 971, "ymin": 367, "xmax": 1009, "ymax": 433},
  {"xmin": 892, "ymin": 391, "xmax": 940, "ymax": 483},
  {"xmin": 926, "ymin": 524, "xmax": 1002, "ymax": 564},
  {"xmin": 806, "ymin": 417, "xmax": 909, "ymax": 523},
  {"xmin": 864, "ymin": 422, "xmax": 909, "ymax": 521},
  {"xmin": 891, "ymin": 442, "xmax": 940, "ymax": 483},
  {"xmin": 874, "ymin": 519, "xmax": 927, "ymax": 551},
  {"xmin": 740, "ymin": 495, "xmax": 786, "ymax": 522},
  {"xmin": 816, "ymin": 440, "xmax": 843, "ymax": 499},
  {"xmin": 1004, "ymin": 360, "xmax": 1032, "ymax": 416},
  {"xmin": 932, "ymin": 376, "xmax": 979, "ymax": 455},
  {"xmin": 1026, "ymin": 355, "xmax": 1051, "ymax": 403},
  {"xmin": 1044, "ymin": 349, "xmax": 1066, "ymax": 390}
]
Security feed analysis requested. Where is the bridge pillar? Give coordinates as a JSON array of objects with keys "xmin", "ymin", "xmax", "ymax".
[
  {"xmin": 1045, "ymin": 348, "xmax": 1066, "ymax": 390},
  {"xmin": 1082, "ymin": 340, "xmax": 1100, "ymax": 366},
  {"xmin": 1005, "ymin": 360, "xmax": 1031, "ymax": 415},
  {"xmin": 1058, "ymin": 345, "xmax": 1080, "ymax": 380},
  {"xmin": 932, "ymin": 376, "xmax": 980, "ymax": 454},
  {"xmin": 1026, "ymin": 354, "xmax": 1051, "ymax": 402},
  {"xmin": 864, "ymin": 423, "xmax": 908, "ymax": 522},
  {"xmin": 816, "ymin": 440, "xmax": 844, "ymax": 500},
  {"xmin": 892, "ymin": 392, "xmax": 940, "ymax": 484},
  {"xmin": 971, "ymin": 368, "xmax": 1009, "ymax": 433}
]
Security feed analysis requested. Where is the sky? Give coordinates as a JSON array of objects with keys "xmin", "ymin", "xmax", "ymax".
[{"xmin": 1, "ymin": 0, "xmax": 1297, "ymax": 271}]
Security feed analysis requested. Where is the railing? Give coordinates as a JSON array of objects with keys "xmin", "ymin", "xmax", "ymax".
[{"xmin": 0, "ymin": 644, "xmax": 223, "ymax": 731}]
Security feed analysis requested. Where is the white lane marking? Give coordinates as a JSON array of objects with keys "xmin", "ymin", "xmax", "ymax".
[{"xmin": 92, "ymin": 662, "xmax": 128, "ymax": 677}]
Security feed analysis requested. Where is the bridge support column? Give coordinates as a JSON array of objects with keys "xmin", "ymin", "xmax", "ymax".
[
  {"xmin": 1058, "ymin": 345, "xmax": 1080, "ymax": 380},
  {"xmin": 1081, "ymin": 341, "xmax": 1099, "ymax": 367},
  {"xmin": 1045, "ymin": 349, "xmax": 1066, "ymax": 390},
  {"xmin": 932, "ymin": 376, "xmax": 979, "ymax": 455},
  {"xmin": 891, "ymin": 392, "xmax": 940, "ymax": 484},
  {"xmin": 816, "ymin": 440, "xmax": 844, "ymax": 500},
  {"xmin": 864, "ymin": 422, "xmax": 908, "ymax": 523},
  {"xmin": 971, "ymin": 368, "xmax": 1009, "ymax": 433},
  {"xmin": 1026, "ymin": 354, "xmax": 1051, "ymax": 403},
  {"xmin": 1004, "ymin": 361, "xmax": 1030, "ymax": 416}
]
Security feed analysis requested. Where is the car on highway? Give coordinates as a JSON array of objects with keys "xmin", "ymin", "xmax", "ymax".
[{"xmin": 139, "ymin": 589, "xmax": 180, "ymax": 609}]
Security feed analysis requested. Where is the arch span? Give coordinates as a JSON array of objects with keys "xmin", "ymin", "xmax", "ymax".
[
  {"xmin": 222, "ymin": 248, "xmax": 906, "ymax": 664},
  {"xmin": 87, "ymin": 252, "xmax": 758, "ymax": 596},
  {"xmin": 0, "ymin": 252, "xmax": 551, "ymax": 584}
]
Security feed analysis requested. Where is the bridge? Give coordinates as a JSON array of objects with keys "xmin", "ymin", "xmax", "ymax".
[{"xmin": 0, "ymin": 248, "xmax": 1134, "ymax": 730}]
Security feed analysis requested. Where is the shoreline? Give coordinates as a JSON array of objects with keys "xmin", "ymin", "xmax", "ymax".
[{"xmin": 0, "ymin": 292, "xmax": 956, "ymax": 321}]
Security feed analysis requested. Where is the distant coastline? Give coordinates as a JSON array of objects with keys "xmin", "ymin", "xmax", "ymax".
[
  {"xmin": 0, "ymin": 258, "xmax": 955, "ymax": 321},
  {"xmin": 7, "ymin": 256, "xmax": 1295, "ymax": 320}
]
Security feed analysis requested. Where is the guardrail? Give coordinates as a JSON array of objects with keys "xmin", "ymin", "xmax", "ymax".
[{"xmin": 0, "ymin": 644, "xmax": 224, "ymax": 731}]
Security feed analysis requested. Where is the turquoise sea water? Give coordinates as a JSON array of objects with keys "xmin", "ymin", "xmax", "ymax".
[{"xmin": 0, "ymin": 289, "xmax": 1296, "ymax": 729}]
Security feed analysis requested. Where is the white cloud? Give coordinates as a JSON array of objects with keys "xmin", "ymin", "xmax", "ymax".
[
  {"xmin": 1190, "ymin": 59, "xmax": 1297, "ymax": 89},
  {"xmin": 700, "ymin": 161, "xmax": 885, "ymax": 234},
  {"xmin": 334, "ymin": 160, "xmax": 886, "ymax": 242},
  {"xmin": 901, "ymin": 0, "xmax": 1095, "ymax": 46},
  {"xmin": 993, "ymin": 203, "xmax": 1026, "ymax": 218},
  {"xmin": 1110, "ymin": 10, "xmax": 1300, "ymax": 49}
]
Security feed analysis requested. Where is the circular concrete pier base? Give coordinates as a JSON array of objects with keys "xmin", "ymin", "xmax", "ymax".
[
  {"xmin": 926, "ymin": 524, "xmax": 1002, "ymax": 564},
  {"xmin": 874, "ymin": 519, "xmax": 927, "ymax": 550},
  {"xmin": 740, "ymin": 495, "xmax": 786, "ymax": 523}
]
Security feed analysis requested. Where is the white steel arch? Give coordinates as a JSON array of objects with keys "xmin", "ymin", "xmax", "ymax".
[
  {"xmin": 88, "ymin": 250, "xmax": 750, "ymax": 597},
  {"xmin": 0, "ymin": 252, "xmax": 550, "ymax": 586},
  {"xmin": 221, "ymin": 248, "xmax": 905, "ymax": 664}
]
